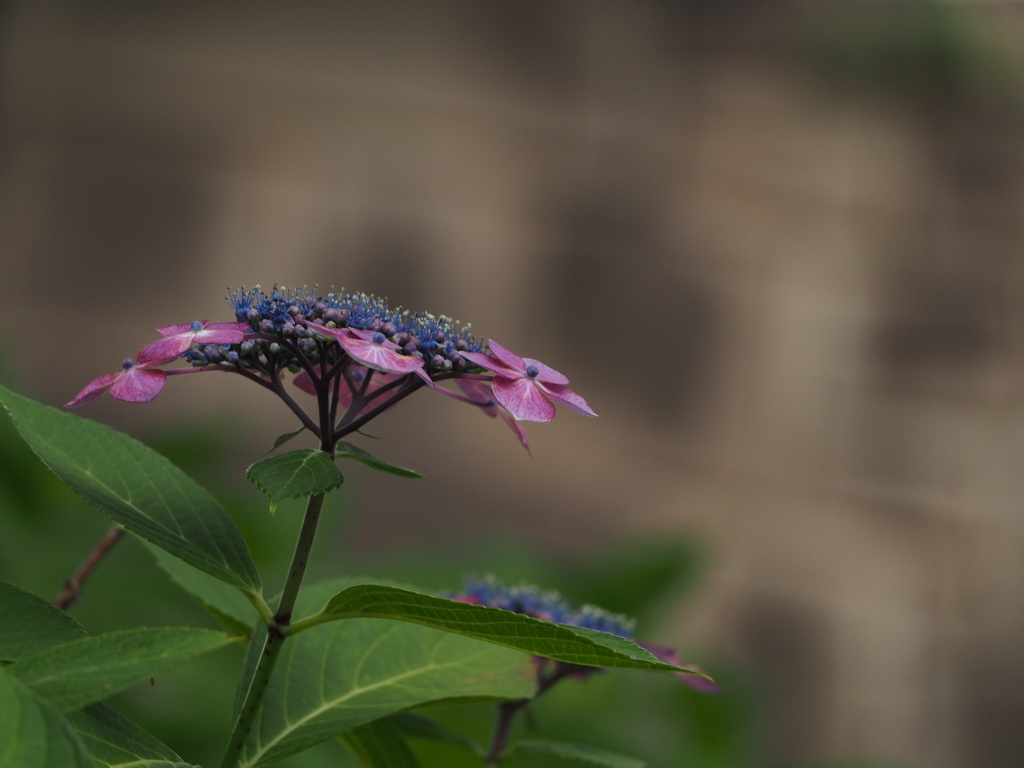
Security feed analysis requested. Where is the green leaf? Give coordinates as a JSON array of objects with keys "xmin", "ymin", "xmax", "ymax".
[
  {"xmin": 65, "ymin": 703, "xmax": 198, "ymax": 767},
  {"xmin": 142, "ymin": 540, "xmax": 257, "ymax": 636},
  {"xmin": 267, "ymin": 425, "xmax": 307, "ymax": 453},
  {"xmin": 336, "ymin": 441, "xmax": 422, "ymax": 479},
  {"xmin": 391, "ymin": 713, "xmax": 484, "ymax": 757},
  {"xmin": 238, "ymin": 579, "xmax": 535, "ymax": 767},
  {"xmin": 10, "ymin": 627, "xmax": 240, "ymax": 713},
  {"xmin": 245, "ymin": 449, "xmax": 344, "ymax": 513},
  {"xmin": 0, "ymin": 666, "xmax": 93, "ymax": 767},
  {"xmin": 509, "ymin": 740, "xmax": 646, "ymax": 768},
  {"xmin": 0, "ymin": 582, "xmax": 87, "ymax": 663},
  {"xmin": 340, "ymin": 718, "xmax": 421, "ymax": 768},
  {"xmin": 304, "ymin": 583, "xmax": 704, "ymax": 675},
  {"xmin": 0, "ymin": 384, "xmax": 261, "ymax": 594}
]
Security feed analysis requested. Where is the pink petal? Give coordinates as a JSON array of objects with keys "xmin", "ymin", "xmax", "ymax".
[
  {"xmin": 64, "ymin": 371, "xmax": 119, "ymax": 408},
  {"xmin": 486, "ymin": 339, "xmax": 527, "ymax": 372},
  {"xmin": 193, "ymin": 324, "xmax": 249, "ymax": 345},
  {"xmin": 137, "ymin": 336, "xmax": 193, "ymax": 364},
  {"xmin": 204, "ymin": 322, "xmax": 251, "ymax": 333},
  {"xmin": 523, "ymin": 357, "xmax": 569, "ymax": 386},
  {"xmin": 411, "ymin": 366, "xmax": 436, "ymax": 388},
  {"xmin": 345, "ymin": 327, "xmax": 379, "ymax": 341},
  {"xmin": 345, "ymin": 339, "xmax": 426, "ymax": 376},
  {"xmin": 455, "ymin": 379, "xmax": 497, "ymax": 412},
  {"xmin": 308, "ymin": 321, "xmax": 358, "ymax": 339},
  {"xmin": 292, "ymin": 370, "xmax": 317, "ymax": 395},
  {"xmin": 435, "ymin": 380, "xmax": 495, "ymax": 414},
  {"xmin": 497, "ymin": 406, "xmax": 533, "ymax": 456},
  {"xmin": 536, "ymin": 382, "xmax": 597, "ymax": 417},
  {"xmin": 461, "ymin": 351, "xmax": 517, "ymax": 377},
  {"xmin": 155, "ymin": 321, "xmax": 204, "ymax": 336},
  {"xmin": 108, "ymin": 367, "xmax": 167, "ymax": 403},
  {"xmin": 492, "ymin": 376, "xmax": 556, "ymax": 422},
  {"xmin": 636, "ymin": 642, "xmax": 721, "ymax": 693}
]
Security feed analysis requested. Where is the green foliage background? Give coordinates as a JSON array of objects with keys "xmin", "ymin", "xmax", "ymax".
[{"xmin": 0, "ymin": 378, "xmax": 900, "ymax": 768}]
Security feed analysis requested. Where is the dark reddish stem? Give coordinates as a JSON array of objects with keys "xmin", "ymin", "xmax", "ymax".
[
  {"xmin": 53, "ymin": 525, "xmax": 125, "ymax": 610},
  {"xmin": 484, "ymin": 663, "xmax": 581, "ymax": 766},
  {"xmin": 333, "ymin": 378, "xmax": 425, "ymax": 439}
]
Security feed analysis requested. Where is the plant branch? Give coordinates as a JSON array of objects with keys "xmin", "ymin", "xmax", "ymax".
[
  {"xmin": 218, "ymin": 625, "xmax": 285, "ymax": 768},
  {"xmin": 264, "ymin": 373, "xmax": 321, "ymax": 437},
  {"xmin": 484, "ymin": 662, "xmax": 579, "ymax": 766},
  {"xmin": 220, "ymin": 380, "xmax": 337, "ymax": 768},
  {"xmin": 335, "ymin": 378, "xmax": 425, "ymax": 439},
  {"xmin": 53, "ymin": 524, "xmax": 125, "ymax": 611},
  {"xmin": 485, "ymin": 699, "xmax": 528, "ymax": 767},
  {"xmin": 219, "ymin": 490, "xmax": 328, "ymax": 768}
]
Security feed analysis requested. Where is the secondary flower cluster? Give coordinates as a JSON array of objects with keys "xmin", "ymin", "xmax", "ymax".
[
  {"xmin": 455, "ymin": 576, "xmax": 720, "ymax": 694},
  {"xmin": 65, "ymin": 286, "xmax": 596, "ymax": 452},
  {"xmin": 457, "ymin": 576, "xmax": 636, "ymax": 637}
]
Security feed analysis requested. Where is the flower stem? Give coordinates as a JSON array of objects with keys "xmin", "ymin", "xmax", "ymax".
[
  {"xmin": 218, "ymin": 491, "xmax": 327, "ymax": 768},
  {"xmin": 217, "ymin": 625, "xmax": 284, "ymax": 768},
  {"xmin": 484, "ymin": 663, "xmax": 578, "ymax": 766},
  {"xmin": 485, "ymin": 699, "xmax": 528, "ymax": 766},
  {"xmin": 274, "ymin": 491, "xmax": 326, "ymax": 625},
  {"xmin": 53, "ymin": 524, "xmax": 124, "ymax": 610}
]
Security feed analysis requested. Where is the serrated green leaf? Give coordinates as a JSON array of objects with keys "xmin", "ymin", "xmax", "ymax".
[
  {"xmin": 303, "ymin": 583, "xmax": 704, "ymax": 675},
  {"xmin": 340, "ymin": 718, "xmax": 421, "ymax": 767},
  {"xmin": 0, "ymin": 582, "xmax": 87, "ymax": 663},
  {"xmin": 66, "ymin": 703, "xmax": 198, "ymax": 767},
  {"xmin": 336, "ymin": 441, "xmax": 422, "ymax": 478},
  {"xmin": 143, "ymin": 540, "xmax": 257, "ymax": 636},
  {"xmin": 0, "ymin": 385, "xmax": 261, "ymax": 593},
  {"xmin": 391, "ymin": 713, "xmax": 484, "ymax": 757},
  {"xmin": 246, "ymin": 449, "xmax": 344, "ymax": 513},
  {"xmin": 238, "ymin": 579, "xmax": 535, "ymax": 767},
  {"xmin": 10, "ymin": 627, "xmax": 240, "ymax": 713},
  {"xmin": 509, "ymin": 739, "xmax": 646, "ymax": 768},
  {"xmin": 0, "ymin": 666, "xmax": 94, "ymax": 767}
]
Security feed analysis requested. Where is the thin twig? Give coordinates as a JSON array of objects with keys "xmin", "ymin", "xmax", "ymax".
[
  {"xmin": 484, "ymin": 662, "xmax": 583, "ymax": 766},
  {"xmin": 53, "ymin": 525, "xmax": 125, "ymax": 610}
]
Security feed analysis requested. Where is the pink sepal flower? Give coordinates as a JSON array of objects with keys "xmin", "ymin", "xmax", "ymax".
[
  {"xmin": 636, "ymin": 641, "xmax": 721, "ymax": 693},
  {"xmin": 309, "ymin": 323, "xmax": 432, "ymax": 385},
  {"xmin": 64, "ymin": 360, "xmax": 167, "ymax": 408},
  {"xmin": 461, "ymin": 340, "xmax": 597, "ymax": 422},
  {"xmin": 446, "ymin": 378, "xmax": 532, "ymax": 456},
  {"xmin": 137, "ymin": 320, "xmax": 250, "ymax": 364}
]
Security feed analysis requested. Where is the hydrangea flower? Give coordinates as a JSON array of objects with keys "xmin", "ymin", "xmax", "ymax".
[
  {"xmin": 456, "ymin": 576, "xmax": 635, "ymax": 636},
  {"xmin": 308, "ymin": 323, "xmax": 432, "ymax": 384},
  {"xmin": 455, "ymin": 575, "xmax": 718, "ymax": 693},
  {"xmin": 65, "ymin": 359, "xmax": 167, "ymax": 408},
  {"xmin": 461, "ymin": 340, "xmax": 596, "ymax": 422},
  {"xmin": 433, "ymin": 378, "xmax": 531, "ymax": 455},
  {"xmin": 137, "ymin": 320, "xmax": 250, "ymax": 364},
  {"xmin": 66, "ymin": 285, "xmax": 596, "ymax": 455}
]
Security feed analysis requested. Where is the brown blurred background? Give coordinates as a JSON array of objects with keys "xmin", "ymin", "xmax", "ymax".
[{"xmin": 3, "ymin": 2, "xmax": 1024, "ymax": 766}]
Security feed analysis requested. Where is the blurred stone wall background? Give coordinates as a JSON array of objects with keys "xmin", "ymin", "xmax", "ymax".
[{"xmin": 2, "ymin": 2, "xmax": 1024, "ymax": 766}]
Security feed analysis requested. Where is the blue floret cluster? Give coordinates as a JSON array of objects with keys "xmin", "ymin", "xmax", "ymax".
[{"xmin": 461, "ymin": 576, "xmax": 637, "ymax": 638}]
